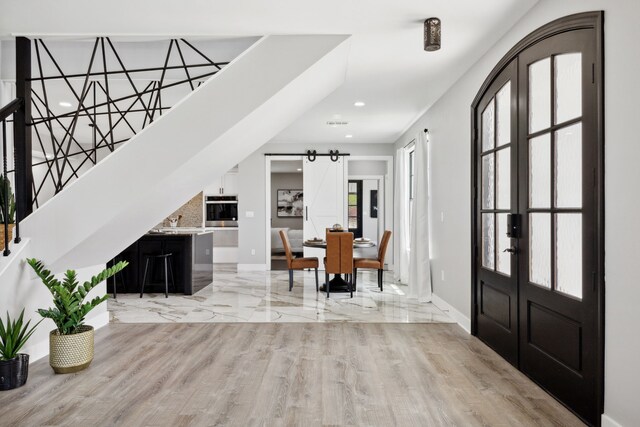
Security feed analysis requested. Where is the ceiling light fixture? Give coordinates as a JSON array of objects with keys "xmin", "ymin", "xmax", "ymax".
[
  {"xmin": 59, "ymin": 101, "xmax": 73, "ymax": 108},
  {"xmin": 354, "ymin": 101, "xmax": 365, "ymax": 107},
  {"xmin": 297, "ymin": 168, "xmax": 302, "ymax": 171},
  {"xmin": 424, "ymin": 17, "xmax": 441, "ymax": 52},
  {"xmin": 345, "ymin": 134, "xmax": 353, "ymax": 139}
]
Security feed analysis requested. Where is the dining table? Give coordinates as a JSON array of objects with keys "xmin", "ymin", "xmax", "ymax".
[{"xmin": 303, "ymin": 238, "xmax": 376, "ymax": 293}]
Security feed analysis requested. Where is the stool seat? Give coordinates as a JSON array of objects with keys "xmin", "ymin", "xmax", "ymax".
[{"xmin": 140, "ymin": 253, "xmax": 175, "ymax": 298}]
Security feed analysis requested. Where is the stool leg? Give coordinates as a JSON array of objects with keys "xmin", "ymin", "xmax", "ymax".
[
  {"xmin": 168, "ymin": 258, "xmax": 175, "ymax": 293},
  {"xmin": 164, "ymin": 258, "xmax": 169, "ymax": 298},
  {"xmin": 140, "ymin": 258, "xmax": 149, "ymax": 298},
  {"xmin": 315, "ymin": 268, "xmax": 319, "ymax": 292},
  {"xmin": 113, "ymin": 273, "xmax": 117, "ymax": 300}
]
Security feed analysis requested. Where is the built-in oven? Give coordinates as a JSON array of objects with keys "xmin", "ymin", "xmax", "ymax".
[{"xmin": 205, "ymin": 195, "xmax": 238, "ymax": 227}]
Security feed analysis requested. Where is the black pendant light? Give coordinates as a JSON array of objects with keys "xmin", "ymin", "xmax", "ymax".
[{"xmin": 424, "ymin": 17, "xmax": 441, "ymax": 52}]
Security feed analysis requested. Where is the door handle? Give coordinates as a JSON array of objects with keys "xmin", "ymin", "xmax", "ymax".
[
  {"xmin": 503, "ymin": 247, "xmax": 518, "ymax": 254},
  {"xmin": 305, "ymin": 207, "xmax": 308, "ymax": 221}
]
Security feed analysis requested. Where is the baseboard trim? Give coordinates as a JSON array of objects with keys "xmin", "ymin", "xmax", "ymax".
[
  {"xmin": 602, "ymin": 414, "xmax": 624, "ymax": 427},
  {"xmin": 431, "ymin": 293, "xmax": 471, "ymax": 334},
  {"xmin": 237, "ymin": 263, "xmax": 267, "ymax": 272}
]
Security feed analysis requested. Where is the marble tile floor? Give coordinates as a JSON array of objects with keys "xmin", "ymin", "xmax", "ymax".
[{"xmin": 108, "ymin": 264, "xmax": 455, "ymax": 324}]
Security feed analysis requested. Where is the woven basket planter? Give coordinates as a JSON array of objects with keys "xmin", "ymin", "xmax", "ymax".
[
  {"xmin": 49, "ymin": 325, "xmax": 94, "ymax": 374},
  {"xmin": 0, "ymin": 223, "xmax": 15, "ymax": 251}
]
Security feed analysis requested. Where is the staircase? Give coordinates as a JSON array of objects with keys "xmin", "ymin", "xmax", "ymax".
[{"xmin": 16, "ymin": 34, "xmax": 350, "ymax": 272}]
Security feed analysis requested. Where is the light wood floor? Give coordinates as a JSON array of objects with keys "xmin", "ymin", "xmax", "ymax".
[{"xmin": 0, "ymin": 323, "xmax": 584, "ymax": 426}]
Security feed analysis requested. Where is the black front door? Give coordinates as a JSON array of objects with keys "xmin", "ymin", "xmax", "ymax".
[
  {"xmin": 475, "ymin": 60, "xmax": 519, "ymax": 365},
  {"xmin": 472, "ymin": 13, "xmax": 604, "ymax": 426}
]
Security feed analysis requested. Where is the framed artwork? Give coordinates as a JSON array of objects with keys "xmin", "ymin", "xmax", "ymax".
[{"xmin": 277, "ymin": 189, "xmax": 303, "ymax": 217}]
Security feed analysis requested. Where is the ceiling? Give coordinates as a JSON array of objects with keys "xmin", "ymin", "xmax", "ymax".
[{"xmin": 0, "ymin": 0, "xmax": 538, "ymax": 145}]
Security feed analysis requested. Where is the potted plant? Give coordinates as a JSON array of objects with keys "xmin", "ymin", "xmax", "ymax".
[
  {"xmin": 27, "ymin": 258, "xmax": 128, "ymax": 374},
  {"xmin": 0, "ymin": 309, "xmax": 41, "ymax": 390},
  {"xmin": 0, "ymin": 174, "xmax": 16, "ymax": 251}
]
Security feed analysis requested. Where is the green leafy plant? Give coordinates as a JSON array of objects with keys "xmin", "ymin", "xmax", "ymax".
[
  {"xmin": 27, "ymin": 259, "xmax": 129, "ymax": 335},
  {"xmin": 0, "ymin": 174, "xmax": 16, "ymax": 224},
  {"xmin": 0, "ymin": 309, "xmax": 42, "ymax": 361}
]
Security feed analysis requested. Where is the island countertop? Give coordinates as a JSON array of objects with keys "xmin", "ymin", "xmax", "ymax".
[{"xmin": 147, "ymin": 227, "xmax": 215, "ymax": 236}]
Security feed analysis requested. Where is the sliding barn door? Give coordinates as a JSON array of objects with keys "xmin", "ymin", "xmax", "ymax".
[
  {"xmin": 303, "ymin": 157, "xmax": 345, "ymax": 260},
  {"xmin": 473, "ymin": 13, "xmax": 603, "ymax": 426}
]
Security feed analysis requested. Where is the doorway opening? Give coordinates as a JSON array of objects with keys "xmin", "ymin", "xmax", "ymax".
[{"xmin": 269, "ymin": 159, "xmax": 304, "ymax": 270}]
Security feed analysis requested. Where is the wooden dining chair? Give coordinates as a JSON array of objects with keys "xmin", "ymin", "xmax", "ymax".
[
  {"xmin": 279, "ymin": 230, "xmax": 319, "ymax": 291},
  {"xmin": 354, "ymin": 230, "xmax": 392, "ymax": 291},
  {"xmin": 324, "ymin": 231, "xmax": 354, "ymax": 298}
]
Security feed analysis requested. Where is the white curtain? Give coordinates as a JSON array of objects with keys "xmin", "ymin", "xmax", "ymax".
[
  {"xmin": 408, "ymin": 131, "xmax": 432, "ymax": 302},
  {"xmin": 393, "ymin": 146, "xmax": 410, "ymax": 284}
]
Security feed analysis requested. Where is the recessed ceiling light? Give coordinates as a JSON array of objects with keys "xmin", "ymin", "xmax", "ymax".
[
  {"xmin": 354, "ymin": 101, "xmax": 365, "ymax": 107},
  {"xmin": 296, "ymin": 168, "xmax": 302, "ymax": 171},
  {"xmin": 59, "ymin": 101, "xmax": 72, "ymax": 108},
  {"xmin": 345, "ymin": 134, "xmax": 353, "ymax": 138}
]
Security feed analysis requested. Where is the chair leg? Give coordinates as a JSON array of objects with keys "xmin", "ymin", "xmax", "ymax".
[
  {"xmin": 378, "ymin": 269, "xmax": 383, "ymax": 292},
  {"xmin": 325, "ymin": 272, "xmax": 330, "ymax": 298},
  {"xmin": 140, "ymin": 258, "xmax": 150, "ymax": 298},
  {"xmin": 315, "ymin": 268, "xmax": 319, "ymax": 292},
  {"xmin": 350, "ymin": 271, "xmax": 353, "ymax": 298},
  {"xmin": 353, "ymin": 268, "xmax": 358, "ymax": 288},
  {"xmin": 289, "ymin": 269, "xmax": 294, "ymax": 291}
]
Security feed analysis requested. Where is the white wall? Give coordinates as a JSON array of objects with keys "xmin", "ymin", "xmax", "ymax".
[
  {"xmin": 394, "ymin": 1, "xmax": 640, "ymax": 425},
  {"xmin": 238, "ymin": 142, "xmax": 394, "ymax": 267}
]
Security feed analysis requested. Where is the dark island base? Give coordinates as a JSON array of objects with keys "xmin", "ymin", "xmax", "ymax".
[{"xmin": 108, "ymin": 233, "xmax": 212, "ymax": 296}]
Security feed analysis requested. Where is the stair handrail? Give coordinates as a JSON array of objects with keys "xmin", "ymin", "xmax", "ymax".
[{"xmin": 1, "ymin": 98, "xmax": 24, "ymax": 256}]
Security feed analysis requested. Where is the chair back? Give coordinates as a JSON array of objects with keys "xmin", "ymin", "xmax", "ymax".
[
  {"xmin": 326, "ymin": 231, "xmax": 354, "ymax": 275},
  {"xmin": 279, "ymin": 230, "xmax": 294, "ymax": 268},
  {"xmin": 377, "ymin": 230, "xmax": 392, "ymax": 265}
]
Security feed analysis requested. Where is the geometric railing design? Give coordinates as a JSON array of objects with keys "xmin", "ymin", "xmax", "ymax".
[{"xmin": 28, "ymin": 37, "xmax": 229, "ymax": 207}]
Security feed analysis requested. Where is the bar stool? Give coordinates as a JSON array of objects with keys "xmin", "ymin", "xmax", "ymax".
[{"xmin": 140, "ymin": 253, "xmax": 175, "ymax": 298}]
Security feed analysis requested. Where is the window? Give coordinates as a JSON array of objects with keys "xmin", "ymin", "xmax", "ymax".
[
  {"xmin": 408, "ymin": 145, "xmax": 416, "ymax": 229},
  {"xmin": 347, "ymin": 180, "xmax": 363, "ymax": 238},
  {"xmin": 409, "ymin": 147, "xmax": 416, "ymax": 201}
]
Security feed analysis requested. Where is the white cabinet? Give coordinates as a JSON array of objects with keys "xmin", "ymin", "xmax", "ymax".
[
  {"xmin": 221, "ymin": 172, "xmax": 238, "ymax": 195},
  {"xmin": 204, "ymin": 172, "xmax": 238, "ymax": 195}
]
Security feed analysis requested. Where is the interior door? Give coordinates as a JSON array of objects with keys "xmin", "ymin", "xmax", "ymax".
[
  {"xmin": 473, "ymin": 18, "xmax": 603, "ymax": 426},
  {"xmin": 475, "ymin": 60, "xmax": 519, "ymax": 365},
  {"xmin": 518, "ymin": 29, "xmax": 600, "ymax": 424},
  {"xmin": 303, "ymin": 156, "xmax": 345, "ymax": 260}
]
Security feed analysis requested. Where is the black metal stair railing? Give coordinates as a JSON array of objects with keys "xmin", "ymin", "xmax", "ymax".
[{"xmin": 0, "ymin": 98, "xmax": 24, "ymax": 256}]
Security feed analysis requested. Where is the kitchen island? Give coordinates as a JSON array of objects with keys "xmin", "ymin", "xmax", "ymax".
[{"xmin": 108, "ymin": 228, "xmax": 214, "ymax": 296}]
